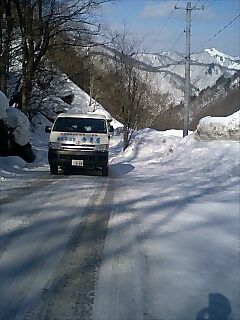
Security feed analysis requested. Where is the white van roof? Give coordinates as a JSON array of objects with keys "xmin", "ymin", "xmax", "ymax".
[{"xmin": 56, "ymin": 113, "xmax": 107, "ymax": 120}]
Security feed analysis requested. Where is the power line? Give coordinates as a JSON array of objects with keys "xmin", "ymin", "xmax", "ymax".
[
  {"xmin": 193, "ymin": 13, "xmax": 240, "ymax": 54},
  {"xmin": 167, "ymin": 0, "xmax": 213, "ymax": 53},
  {"xmin": 147, "ymin": 0, "xmax": 204, "ymax": 54},
  {"xmin": 191, "ymin": 0, "xmax": 218, "ymax": 22},
  {"xmin": 192, "ymin": 0, "xmax": 207, "ymax": 20},
  {"xmin": 148, "ymin": 0, "xmax": 180, "ymax": 49},
  {"xmin": 200, "ymin": 0, "xmax": 208, "ymax": 6},
  {"xmin": 165, "ymin": 29, "xmax": 185, "ymax": 52},
  {"xmin": 204, "ymin": 0, "xmax": 217, "ymax": 10},
  {"xmin": 193, "ymin": 0, "xmax": 202, "ymax": 6}
]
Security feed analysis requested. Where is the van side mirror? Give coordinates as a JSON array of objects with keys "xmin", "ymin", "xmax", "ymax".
[
  {"xmin": 45, "ymin": 126, "xmax": 52, "ymax": 133},
  {"xmin": 109, "ymin": 125, "xmax": 114, "ymax": 133}
]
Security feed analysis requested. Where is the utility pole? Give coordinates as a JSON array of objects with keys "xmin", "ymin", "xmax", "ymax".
[{"xmin": 175, "ymin": 2, "xmax": 204, "ymax": 137}]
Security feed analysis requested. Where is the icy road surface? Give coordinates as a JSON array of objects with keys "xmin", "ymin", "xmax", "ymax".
[{"xmin": 0, "ymin": 133, "xmax": 239, "ymax": 320}]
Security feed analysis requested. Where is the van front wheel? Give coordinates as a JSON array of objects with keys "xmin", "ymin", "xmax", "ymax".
[
  {"xmin": 50, "ymin": 165, "xmax": 58, "ymax": 174},
  {"xmin": 102, "ymin": 166, "xmax": 108, "ymax": 177}
]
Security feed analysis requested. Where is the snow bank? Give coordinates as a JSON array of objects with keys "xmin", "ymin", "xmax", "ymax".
[
  {"xmin": 111, "ymin": 128, "xmax": 183, "ymax": 166},
  {"xmin": 4, "ymin": 107, "xmax": 30, "ymax": 146},
  {"xmin": 1, "ymin": 91, "xmax": 31, "ymax": 146},
  {"xmin": 0, "ymin": 156, "xmax": 28, "ymax": 174},
  {"xmin": 0, "ymin": 113, "xmax": 49, "ymax": 177},
  {"xmin": 113, "ymin": 127, "xmax": 239, "ymax": 181},
  {"xmin": 195, "ymin": 111, "xmax": 240, "ymax": 141},
  {"xmin": 30, "ymin": 113, "xmax": 52, "ymax": 165}
]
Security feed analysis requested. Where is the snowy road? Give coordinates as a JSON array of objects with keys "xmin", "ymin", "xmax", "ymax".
[
  {"xmin": 0, "ymin": 170, "xmax": 117, "ymax": 320},
  {"xmin": 0, "ymin": 132, "xmax": 239, "ymax": 320}
]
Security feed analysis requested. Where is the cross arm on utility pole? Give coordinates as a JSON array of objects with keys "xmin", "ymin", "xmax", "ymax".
[{"xmin": 175, "ymin": 4, "xmax": 204, "ymax": 10}]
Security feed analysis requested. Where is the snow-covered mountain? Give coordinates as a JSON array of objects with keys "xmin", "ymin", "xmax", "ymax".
[
  {"xmin": 22, "ymin": 45, "xmax": 239, "ymax": 134},
  {"xmin": 134, "ymin": 48, "xmax": 240, "ymax": 104},
  {"xmin": 86, "ymin": 45, "xmax": 239, "ymax": 110},
  {"xmin": 139, "ymin": 48, "xmax": 240, "ymax": 70},
  {"xmin": 60, "ymin": 45, "xmax": 239, "ymax": 130},
  {"xmin": 195, "ymin": 48, "xmax": 240, "ymax": 69}
]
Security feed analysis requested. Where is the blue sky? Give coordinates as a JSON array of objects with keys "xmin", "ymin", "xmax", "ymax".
[{"xmin": 99, "ymin": 0, "xmax": 240, "ymax": 56}]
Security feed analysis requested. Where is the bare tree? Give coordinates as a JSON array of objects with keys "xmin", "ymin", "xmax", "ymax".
[
  {"xmin": 0, "ymin": 0, "xmax": 15, "ymax": 94},
  {"xmin": 11, "ymin": 0, "xmax": 110, "ymax": 114},
  {"xmin": 109, "ymin": 28, "xmax": 150, "ymax": 150}
]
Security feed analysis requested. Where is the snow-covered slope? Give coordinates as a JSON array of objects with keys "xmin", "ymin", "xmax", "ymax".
[{"xmin": 34, "ymin": 71, "xmax": 122, "ymax": 129}]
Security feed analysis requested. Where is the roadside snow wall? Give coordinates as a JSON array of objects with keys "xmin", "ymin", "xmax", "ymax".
[
  {"xmin": 195, "ymin": 110, "xmax": 240, "ymax": 141},
  {"xmin": 4, "ymin": 107, "xmax": 30, "ymax": 146}
]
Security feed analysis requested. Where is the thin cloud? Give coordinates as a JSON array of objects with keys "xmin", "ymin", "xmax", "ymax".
[
  {"xmin": 140, "ymin": 1, "xmax": 216, "ymax": 20},
  {"xmin": 141, "ymin": 1, "xmax": 176, "ymax": 19}
]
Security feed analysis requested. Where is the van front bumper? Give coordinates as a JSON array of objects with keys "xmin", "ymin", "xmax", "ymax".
[{"xmin": 48, "ymin": 149, "xmax": 108, "ymax": 169}]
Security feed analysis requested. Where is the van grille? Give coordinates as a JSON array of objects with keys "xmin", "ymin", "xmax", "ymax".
[{"xmin": 61, "ymin": 144, "xmax": 95, "ymax": 151}]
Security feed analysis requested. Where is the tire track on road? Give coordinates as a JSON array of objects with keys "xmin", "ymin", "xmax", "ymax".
[
  {"xmin": 22, "ymin": 176, "xmax": 116, "ymax": 320},
  {"xmin": 0, "ymin": 175, "xmax": 63, "ymax": 205}
]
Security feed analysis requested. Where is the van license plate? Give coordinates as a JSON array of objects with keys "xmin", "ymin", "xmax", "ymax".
[{"xmin": 72, "ymin": 160, "xmax": 83, "ymax": 166}]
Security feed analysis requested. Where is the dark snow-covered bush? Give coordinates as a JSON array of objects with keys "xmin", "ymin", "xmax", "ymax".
[{"xmin": 0, "ymin": 91, "xmax": 35, "ymax": 162}]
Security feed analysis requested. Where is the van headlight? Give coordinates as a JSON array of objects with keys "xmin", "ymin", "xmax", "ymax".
[
  {"xmin": 95, "ymin": 144, "xmax": 108, "ymax": 151},
  {"xmin": 49, "ymin": 142, "xmax": 62, "ymax": 150}
]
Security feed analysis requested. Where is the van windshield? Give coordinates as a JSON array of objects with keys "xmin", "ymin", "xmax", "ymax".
[{"xmin": 53, "ymin": 117, "xmax": 107, "ymax": 134}]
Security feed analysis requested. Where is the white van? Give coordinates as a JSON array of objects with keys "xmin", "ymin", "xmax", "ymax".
[{"xmin": 45, "ymin": 113, "xmax": 113, "ymax": 176}]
